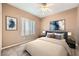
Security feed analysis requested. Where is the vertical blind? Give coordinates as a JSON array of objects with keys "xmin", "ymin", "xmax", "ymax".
[{"xmin": 21, "ymin": 17, "xmax": 35, "ymax": 36}]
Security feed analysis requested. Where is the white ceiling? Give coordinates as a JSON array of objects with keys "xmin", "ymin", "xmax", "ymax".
[{"xmin": 8, "ymin": 3, "xmax": 79, "ymax": 18}]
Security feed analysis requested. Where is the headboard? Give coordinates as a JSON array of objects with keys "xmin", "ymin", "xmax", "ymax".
[{"xmin": 45, "ymin": 31, "xmax": 68, "ymax": 39}]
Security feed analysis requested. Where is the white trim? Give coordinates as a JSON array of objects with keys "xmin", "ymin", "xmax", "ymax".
[
  {"xmin": 2, "ymin": 41, "xmax": 28, "ymax": 50},
  {"xmin": 0, "ymin": 3, "xmax": 2, "ymax": 56}
]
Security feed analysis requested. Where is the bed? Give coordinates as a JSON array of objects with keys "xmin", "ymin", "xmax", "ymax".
[{"xmin": 25, "ymin": 31, "xmax": 72, "ymax": 56}]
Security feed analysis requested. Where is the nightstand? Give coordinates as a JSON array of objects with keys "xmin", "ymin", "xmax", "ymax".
[{"xmin": 66, "ymin": 38, "xmax": 76, "ymax": 49}]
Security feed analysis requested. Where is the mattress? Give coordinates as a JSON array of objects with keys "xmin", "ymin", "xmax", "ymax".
[{"xmin": 25, "ymin": 37, "xmax": 71, "ymax": 56}]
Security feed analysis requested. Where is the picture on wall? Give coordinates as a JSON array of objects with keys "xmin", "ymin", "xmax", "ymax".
[
  {"xmin": 6, "ymin": 16, "xmax": 17, "ymax": 31},
  {"xmin": 50, "ymin": 20, "xmax": 65, "ymax": 31}
]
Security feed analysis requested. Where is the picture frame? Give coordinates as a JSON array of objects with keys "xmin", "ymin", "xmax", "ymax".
[
  {"xmin": 50, "ymin": 19, "xmax": 65, "ymax": 31},
  {"xmin": 6, "ymin": 16, "xmax": 17, "ymax": 31}
]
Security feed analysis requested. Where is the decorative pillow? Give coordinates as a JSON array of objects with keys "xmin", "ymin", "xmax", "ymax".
[
  {"xmin": 54, "ymin": 33, "xmax": 64, "ymax": 39},
  {"xmin": 46, "ymin": 33, "xmax": 55, "ymax": 38}
]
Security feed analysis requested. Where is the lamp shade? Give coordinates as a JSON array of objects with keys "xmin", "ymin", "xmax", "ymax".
[
  {"xmin": 42, "ymin": 31, "xmax": 46, "ymax": 34},
  {"xmin": 68, "ymin": 32, "xmax": 72, "ymax": 36}
]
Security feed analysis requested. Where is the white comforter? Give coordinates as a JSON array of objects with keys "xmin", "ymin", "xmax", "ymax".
[{"xmin": 25, "ymin": 37, "xmax": 71, "ymax": 56}]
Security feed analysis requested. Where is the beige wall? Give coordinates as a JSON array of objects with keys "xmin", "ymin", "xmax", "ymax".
[
  {"xmin": 0, "ymin": 3, "xmax": 2, "ymax": 56},
  {"xmin": 76, "ymin": 6, "xmax": 79, "ymax": 43},
  {"xmin": 41, "ymin": 8, "xmax": 77, "ymax": 41},
  {"xmin": 2, "ymin": 4, "xmax": 41, "ymax": 47}
]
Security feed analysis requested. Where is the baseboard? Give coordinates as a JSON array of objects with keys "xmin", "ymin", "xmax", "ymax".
[{"xmin": 2, "ymin": 41, "xmax": 27, "ymax": 50}]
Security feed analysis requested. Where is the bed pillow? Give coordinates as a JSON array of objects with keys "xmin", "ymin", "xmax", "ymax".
[
  {"xmin": 54, "ymin": 33, "xmax": 64, "ymax": 39},
  {"xmin": 46, "ymin": 33, "xmax": 55, "ymax": 38}
]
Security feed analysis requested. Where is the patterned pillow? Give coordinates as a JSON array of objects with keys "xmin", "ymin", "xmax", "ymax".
[
  {"xmin": 46, "ymin": 33, "xmax": 55, "ymax": 38},
  {"xmin": 54, "ymin": 33, "xmax": 64, "ymax": 39}
]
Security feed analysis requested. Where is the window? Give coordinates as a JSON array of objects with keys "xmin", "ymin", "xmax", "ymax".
[
  {"xmin": 21, "ymin": 17, "xmax": 35, "ymax": 36},
  {"xmin": 30, "ymin": 20, "xmax": 35, "ymax": 34}
]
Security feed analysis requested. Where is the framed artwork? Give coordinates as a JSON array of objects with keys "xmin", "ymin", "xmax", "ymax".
[
  {"xmin": 6, "ymin": 16, "xmax": 17, "ymax": 31},
  {"xmin": 50, "ymin": 20, "xmax": 65, "ymax": 31}
]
